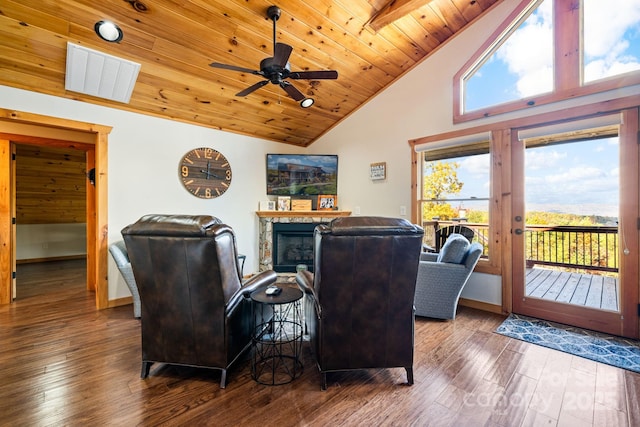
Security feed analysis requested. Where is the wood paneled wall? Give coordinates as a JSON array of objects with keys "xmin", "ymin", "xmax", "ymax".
[{"xmin": 15, "ymin": 144, "xmax": 87, "ymax": 224}]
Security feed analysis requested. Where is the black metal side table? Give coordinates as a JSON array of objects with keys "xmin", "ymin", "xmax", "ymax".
[{"xmin": 250, "ymin": 284, "xmax": 304, "ymax": 385}]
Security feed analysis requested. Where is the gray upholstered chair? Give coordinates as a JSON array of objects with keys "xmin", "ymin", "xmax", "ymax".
[
  {"xmin": 109, "ymin": 240, "xmax": 141, "ymax": 318},
  {"xmin": 414, "ymin": 233, "xmax": 483, "ymax": 320}
]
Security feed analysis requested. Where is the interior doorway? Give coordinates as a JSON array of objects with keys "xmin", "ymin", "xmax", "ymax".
[
  {"xmin": 0, "ymin": 108, "xmax": 110, "ymax": 309},
  {"xmin": 512, "ymin": 111, "xmax": 639, "ymax": 338},
  {"xmin": 13, "ymin": 143, "xmax": 89, "ymax": 300}
]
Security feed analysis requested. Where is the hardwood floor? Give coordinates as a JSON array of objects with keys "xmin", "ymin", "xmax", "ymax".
[{"xmin": 1, "ymin": 260, "xmax": 638, "ymax": 426}]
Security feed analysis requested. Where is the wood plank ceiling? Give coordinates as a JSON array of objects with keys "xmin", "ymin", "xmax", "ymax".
[{"xmin": 0, "ymin": 0, "xmax": 499, "ymax": 146}]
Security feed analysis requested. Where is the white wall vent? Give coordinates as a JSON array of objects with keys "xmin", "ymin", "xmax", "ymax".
[{"xmin": 65, "ymin": 42, "xmax": 141, "ymax": 103}]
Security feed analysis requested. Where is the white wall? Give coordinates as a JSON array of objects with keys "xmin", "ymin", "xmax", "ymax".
[{"xmin": 16, "ymin": 223, "xmax": 86, "ymax": 260}]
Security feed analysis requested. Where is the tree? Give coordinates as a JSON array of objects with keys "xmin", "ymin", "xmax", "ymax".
[{"xmin": 422, "ymin": 161, "xmax": 463, "ymax": 221}]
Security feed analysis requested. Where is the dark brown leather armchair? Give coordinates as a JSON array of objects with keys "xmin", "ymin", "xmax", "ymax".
[
  {"xmin": 296, "ymin": 216, "xmax": 424, "ymax": 390},
  {"xmin": 121, "ymin": 214, "xmax": 277, "ymax": 388}
]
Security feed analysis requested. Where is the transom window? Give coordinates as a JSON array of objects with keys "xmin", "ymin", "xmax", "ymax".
[
  {"xmin": 583, "ymin": 0, "xmax": 640, "ymax": 83},
  {"xmin": 455, "ymin": 0, "xmax": 640, "ymax": 122}
]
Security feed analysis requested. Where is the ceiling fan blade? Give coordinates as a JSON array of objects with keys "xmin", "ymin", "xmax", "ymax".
[
  {"xmin": 280, "ymin": 81, "xmax": 305, "ymax": 101},
  {"xmin": 289, "ymin": 70, "xmax": 339, "ymax": 80},
  {"xmin": 210, "ymin": 62, "xmax": 261, "ymax": 75},
  {"xmin": 236, "ymin": 80, "xmax": 269, "ymax": 97},
  {"xmin": 273, "ymin": 43, "xmax": 293, "ymax": 67}
]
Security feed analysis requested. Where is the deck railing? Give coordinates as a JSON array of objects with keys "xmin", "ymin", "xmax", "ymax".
[
  {"xmin": 524, "ymin": 225, "xmax": 618, "ymax": 272},
  {"xmin": 422, "ymin": 221, "xmax": 618, "ymax": 273}
]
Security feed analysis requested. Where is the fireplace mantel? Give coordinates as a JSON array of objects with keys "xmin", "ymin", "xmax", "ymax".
[
  {"xmin": 256, "ymin": 210, "xmax": 351, "ymax": 218},
  {"xmin": 257, "ymin": 210, "xmax": 351, "ymax": 271}
]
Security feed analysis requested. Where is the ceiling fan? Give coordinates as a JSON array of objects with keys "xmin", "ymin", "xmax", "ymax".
[{"xmin": 210, "ymin": 5, "xmax": 338, "ymax": 108}]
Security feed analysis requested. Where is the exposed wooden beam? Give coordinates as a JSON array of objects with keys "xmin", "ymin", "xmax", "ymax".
[{"xmin": 368, "ymin": 0, "xmax": 435, "ymax": 32}]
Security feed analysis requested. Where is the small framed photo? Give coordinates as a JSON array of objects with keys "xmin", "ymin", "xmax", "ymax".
[
  {"xmin": 370, "ymin": 162, "xmax": 386, "ymax": 180},
  {"xmin": 259, "ymin": 200, "xmax": 276, "ymax": 211},
  {"xmin": 277, "ymin": 196, "xmax": 291, "ymax": 211},
  {"xmin": 317, "ymin": 194, "xmax": 337, "ymax": 210}
]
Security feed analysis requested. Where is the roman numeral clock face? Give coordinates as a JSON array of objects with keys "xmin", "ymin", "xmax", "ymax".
[{"xmin": 179, "ymin": 147, "xmax": 232, "ymax": 199}]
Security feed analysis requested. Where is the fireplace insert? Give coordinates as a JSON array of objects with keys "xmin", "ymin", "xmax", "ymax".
[{"xmin": 272, "ymin": 222, "xmax": 320, "ymax": 273}]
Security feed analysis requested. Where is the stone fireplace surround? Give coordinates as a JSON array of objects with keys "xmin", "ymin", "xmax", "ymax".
[{"xmin": 257, "ymin": 210, "xmax": 351, "ymax": 272}]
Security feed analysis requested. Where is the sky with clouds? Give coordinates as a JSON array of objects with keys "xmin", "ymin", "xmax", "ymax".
[
  {"xmin": 445, "ymin": 137, "xmax": 620, "ymax": 217},
  {"xmin": 445, "ymin": 0, "xmax": 639, "ymax": 218},
  {"xmin": 466, "ymin": 0, "xmax": 640, "ymax": 107}
]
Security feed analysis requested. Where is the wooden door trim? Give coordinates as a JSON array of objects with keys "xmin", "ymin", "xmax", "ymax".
[
  {"xmin": 10, "ymin": 142, "xmax": 16, "ymax": 300},
  {"xmin": 0, "ymin": 139, "xmax": 11, "ymax": 304},
  {"xmin": 619, "ymin": 107, "xmax": 639, "ymax": 338},
  {"xmin": 0, "ymin": 108, "xmax": 111, "ymax": 309}
]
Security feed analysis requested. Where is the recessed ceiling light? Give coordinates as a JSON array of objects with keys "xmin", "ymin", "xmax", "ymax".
[
  {"xmin": 94, "ymin": 21, "xmax": 123, "ymax": 43},
  {"xmin": 300, "ymin": 98, "xmax": 314, "ymax": 108}
]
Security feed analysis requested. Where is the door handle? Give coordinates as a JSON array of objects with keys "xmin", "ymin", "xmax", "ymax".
[{"xmin": 514, "ymin": 229, "xmax": 523, "ymax": 235}]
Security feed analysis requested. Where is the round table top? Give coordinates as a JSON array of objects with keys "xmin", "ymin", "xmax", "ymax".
[{"xmin": 251, "ymin": 284, "xmax": 303, "ymax": 305}]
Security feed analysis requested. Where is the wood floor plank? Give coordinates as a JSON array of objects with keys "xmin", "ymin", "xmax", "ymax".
[
  {"xmin": 517, "ymin": 343, "xmax": 552, "ymax": 381},
  {"xmin": 529, "ymin": 270, "xmax": 561, "ymax": 298},
  {"xmin": 454, "ymin": 378, "xmax": 505, "ymax": 425},
  {"xmin": 558, "ymin": 363, "xmax": 596, "ymax": 424},
  {"xmin": 487, "ymin": 372, "xmax": 538, "ymax": 426},
  {"xmin": 0, "ymin": 260, "xmax": 637, "ymax": 426},
  {"xmin": 527, "ymin": 348, "xmax": 572, "ymax": 421},
  {"xmin": 526, "ymin": 268, "xmax": 553, "ymax": 295},
  {"xmin": 585, "ymin": 275, "xmax": 604, "ymax": 309},
  {"xmin": 595, "ymin": 363, "xmax": 627, "ymax": 413},
  {"xmin": 555, "ymin": 272, "xmax": 581, "ymax": 303},
  {"xmin": 542, "ymin": 271, "xmax": 572, "ymax": 301},
  {"xmin": 593, "ymin": 402, "xmax": 628, "ymax": 427},
  {"xmin": 601, "ymin": 276, "xmax": 618, "ymax": 311},
  {"xmin": 483, "ymin": 348, "xmax": 522, "ymax": 387},
  {"xmin": 624, "ymin": 371, "xmax": 640, "ymax": 427},
  {"xmin": 570, "ymin": 275, "xmax": 593, "ymax": 305}
]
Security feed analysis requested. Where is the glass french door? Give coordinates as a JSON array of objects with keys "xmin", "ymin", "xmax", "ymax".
[{"xmin": 512, "ymin": 110, "xmax": 639, "ymax": 338}]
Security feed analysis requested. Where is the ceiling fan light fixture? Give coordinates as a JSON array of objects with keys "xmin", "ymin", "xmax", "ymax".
[
  {"xmin": 301, "ymin": 98, "xmax": 314, "ymax": 108},
  {"xmin": 209, "ymin": 6, "xmax": 337, "ymax": 105},
  {"xmin": 94, "ymin": 21, "xmax": 123, "ymax": 43}
]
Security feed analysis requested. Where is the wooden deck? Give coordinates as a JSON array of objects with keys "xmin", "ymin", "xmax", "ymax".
[{"xmin": 526, "ymin": 267, "xmax": 619, "ymax": 311}]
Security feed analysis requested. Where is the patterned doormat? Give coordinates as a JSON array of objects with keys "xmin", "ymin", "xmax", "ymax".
[{"xmin": 496, "ymin": 313, "xmax": 640, "ymax": 374}]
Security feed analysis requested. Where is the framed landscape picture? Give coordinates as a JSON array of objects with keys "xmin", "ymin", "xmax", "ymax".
[{"xmin": 266, "ymin": 154, "xmax": 338, "ymax": 196}]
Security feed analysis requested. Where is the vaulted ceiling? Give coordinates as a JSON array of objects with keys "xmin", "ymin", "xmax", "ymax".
[{"xmin": 0, "ymin": 0, "xmax": 499, "ymax": 146}]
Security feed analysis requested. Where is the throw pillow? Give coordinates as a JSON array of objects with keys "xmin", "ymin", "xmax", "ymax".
[{"xmin": 437, "ymin": 233, "xmax": 470, "ymax": 264}]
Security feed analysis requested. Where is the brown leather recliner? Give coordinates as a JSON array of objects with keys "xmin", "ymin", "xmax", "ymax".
[
  {"xmin": 121, "ymin": 214, "xmax": 277, "ymax": 388},
  {"xmin": 296, "ymin": 216, "xmax": 424, "ymax": 390}
]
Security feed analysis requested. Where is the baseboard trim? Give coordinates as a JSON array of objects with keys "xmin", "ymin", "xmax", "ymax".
[
  {"xmin": 17, "ymin": 255, "xmax": 86, "ymax": 264},
  {"xmin": 108, "ymin": 296, "xmax": 133, "ymax": 308},
  {"xmin": 459, "ymin": 297, "xmax": 503, "ymax": 315}
]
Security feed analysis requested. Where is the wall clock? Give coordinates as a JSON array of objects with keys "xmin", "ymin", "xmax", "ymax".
[{"xmin": 179, "ymin": 147, "xmax": 232, "ymax": 198}]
